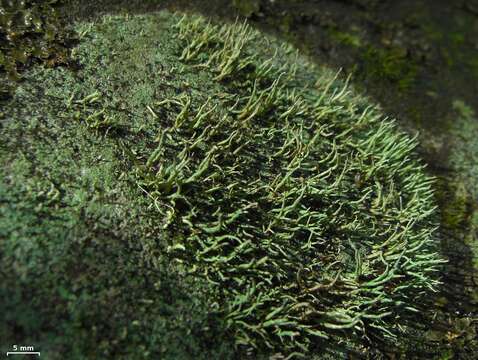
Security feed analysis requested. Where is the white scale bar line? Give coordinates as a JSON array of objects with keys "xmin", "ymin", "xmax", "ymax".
[{"xmin": 6, "ymin": 352, "xmax": 41, "ymax": 356}]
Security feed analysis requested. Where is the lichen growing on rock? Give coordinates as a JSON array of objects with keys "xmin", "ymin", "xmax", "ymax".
[
  {"xmin": 1, "ymin": 10, "xmax": 445, "ymax": 358},
  {"xmin": 0, "ymin": 0, "xmax": 74, "ymax": 79}
]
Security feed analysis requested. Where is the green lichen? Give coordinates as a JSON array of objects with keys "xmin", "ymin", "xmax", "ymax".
[
  {"xmin": 1, "ymin": 10, "xmax": 445, "ymax": 358},
  {"xmin": 0, "ymin": 0, "xmax": 74, "ymax": 101}
]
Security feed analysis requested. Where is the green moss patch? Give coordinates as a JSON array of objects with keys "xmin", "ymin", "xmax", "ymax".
[{"xmin": 359, "ymin": 46, "xmax": 418, "ymax": 92}]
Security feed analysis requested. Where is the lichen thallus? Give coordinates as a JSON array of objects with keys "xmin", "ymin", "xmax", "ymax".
[{"xmin": 78, "ymin": 13, "xmax": 445, "ymax": 357}]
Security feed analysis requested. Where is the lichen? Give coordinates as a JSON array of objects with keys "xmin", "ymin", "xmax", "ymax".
[
  {"xmin": 0, "ymin": 0, "xmax": 75, "ymax": 101},
  {"xmin": 1, "ymin": 10, "xmax": 445, "ymax": 358}
]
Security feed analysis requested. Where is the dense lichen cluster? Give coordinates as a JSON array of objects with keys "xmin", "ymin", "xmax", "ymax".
[
  {"xmin": 141, "ymin": 14, "xmax": 443, "ymax": 354},
  {"xmin": 1, "ymin": 10, "xmax": 444, "ymax": 358},
  {"xmin": 0, "ymin": 0, "xmax": 73, "ymax": 100}
]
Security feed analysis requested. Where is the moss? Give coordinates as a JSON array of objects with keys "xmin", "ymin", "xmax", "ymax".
[
  {"xmin": 449, "ymin": 100, "xmax": 478, "ymax": 196},
  {"xmin": 438, "ymin": 349, "xmax": 455, "ymax": 360},
  {"xmin": 1, "ymin": 10, "xmax": 444, "ymax": 358},
  {"xmin": 437, "ymin": 100, "xmax": 478, "ymax": 311},
  {"xmin": 328, "ymin": 30, "xmax": 362, "ymax": 48},
  {"xmin": 469, "ymin": 57, "xmax": 478, "ymax": 78},
  {"xmin": 440, "ymin": 180, "xmax": 471, "ymax": 230},
  {"xmin": 422, "ymin": 23, "xmax": 444, "ymax": 42},
  {"xmin": 359, "ymin": 45, "xmax": 418, "ymax": 91},
  {"xmin": 232, "ymin": 0, "xmax": 260, "ymax": 18},
  {"xmin": 450, "ymin": 32, "xmax": 465, "ymax": 45},
  {"xmin": 449, "ymin": 101, "xmax": 478, "ymax": 304},
  {"xmin": 440, "ymin": 47, "xmax": 454, "ymax": 68}
]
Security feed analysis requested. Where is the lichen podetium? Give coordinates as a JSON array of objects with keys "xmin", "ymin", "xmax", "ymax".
[{"xmin": 0, "ymin": 10, "xmax": 445, "ymax": 359}]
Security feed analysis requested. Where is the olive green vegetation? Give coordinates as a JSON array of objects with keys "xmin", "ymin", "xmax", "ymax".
[
  {"xmin": 235, "ymin": 4, "xmax": 421, "ymax": 96},
  {"xmin": 0, "ymin": 0, "xmax": 74, "ymax": 93},
  {"xmin": 328, "ymin": 30, "xmax": 362, "ymax": 48},
  {"xmin": 357, "ymin": 46, "xmax": 418, "ymax": 92},
  {"xmin": 1, "ymin": 10, "xmax": 445, "ymax": 359},
  {"xmin": 446, "ymin": 101, "xmax": 478, "ymax": 301},
  {"xmin": 420, "ymin": 100, "xmax": 478, "ymax": 354},
  {"xmin": 313, "ymin": 37, "xmax": 417, "ymax": 93},
  {"xmin": 324, "ymin": 28, "xmax": 418, "ymax": 93},
  {"xmin": 232, "ymin": 0, "xmax": 260, "ymax": 18}
]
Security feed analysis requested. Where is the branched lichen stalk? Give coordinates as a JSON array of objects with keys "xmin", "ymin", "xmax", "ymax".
[{"xmin": 125, "ymin": 14, "xmax": 445, "ymax": 356}]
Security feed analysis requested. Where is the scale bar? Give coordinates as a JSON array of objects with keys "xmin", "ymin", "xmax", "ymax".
[{"xmin": 6, "ymin": 352, "xmax": 40, "ymax": 356}]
